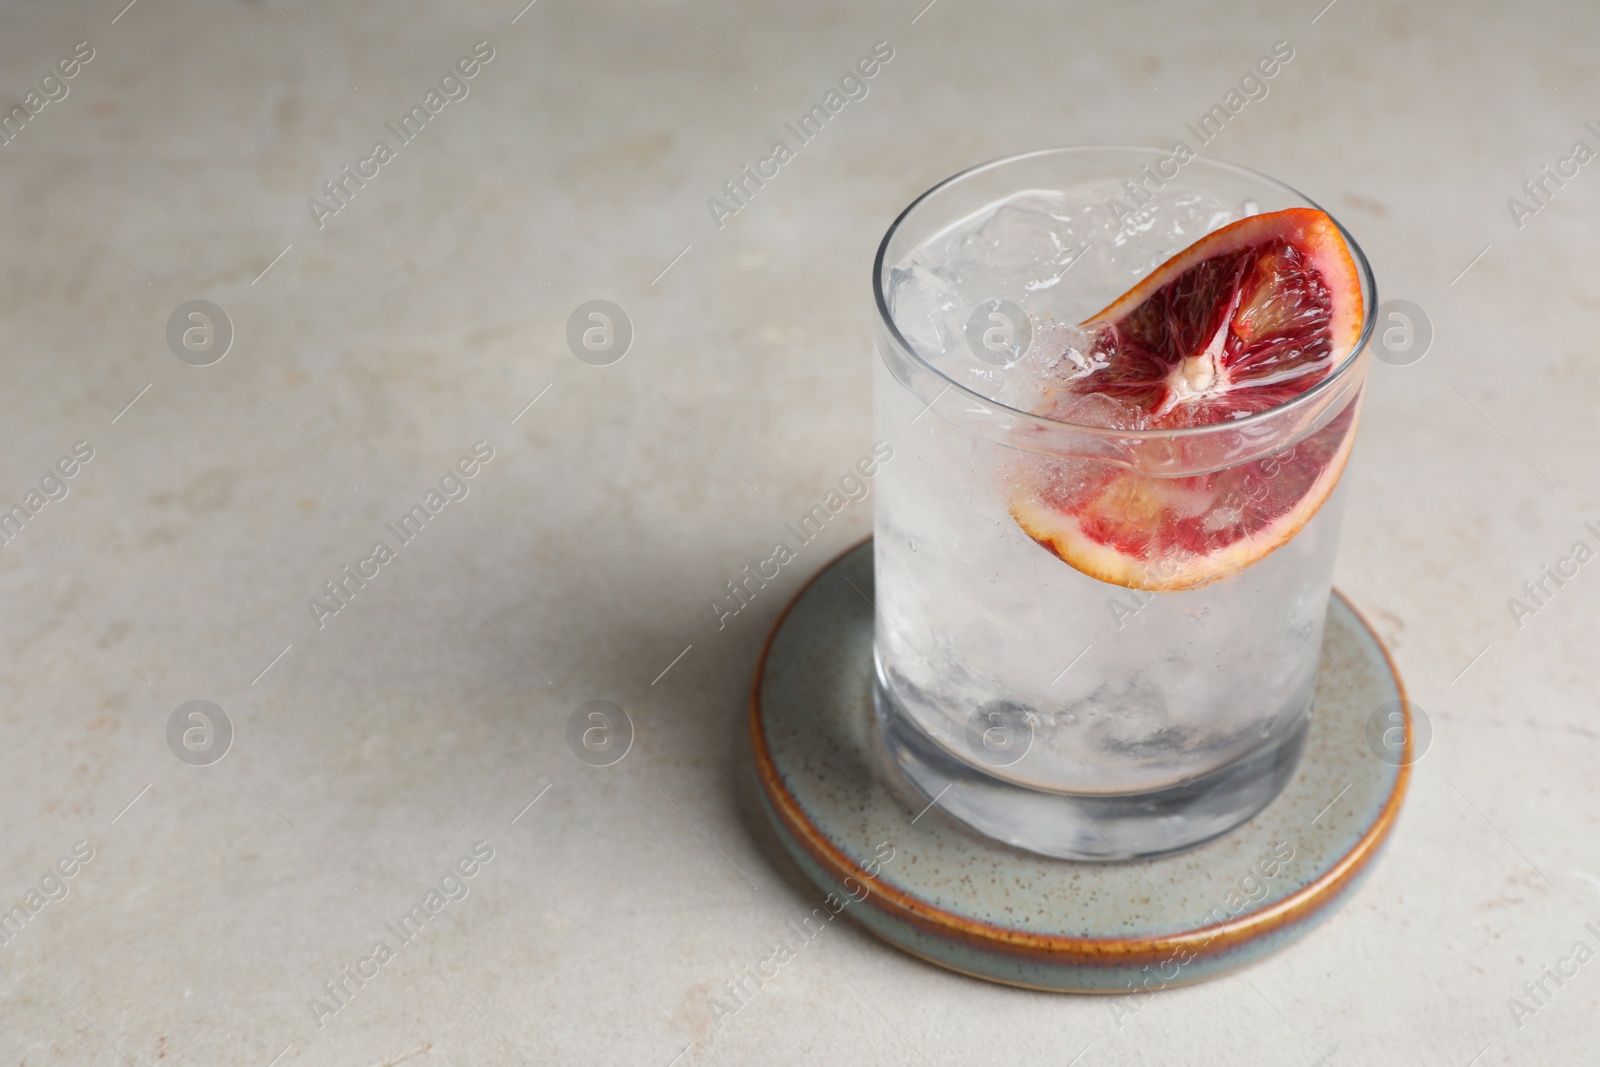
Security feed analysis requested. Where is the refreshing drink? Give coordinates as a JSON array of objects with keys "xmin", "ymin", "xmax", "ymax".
[{"xmin": 871, "ymin": 149, "xmax": 1374, "ymax": 859}]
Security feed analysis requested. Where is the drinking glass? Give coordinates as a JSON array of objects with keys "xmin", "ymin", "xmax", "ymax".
[{"xmin": 871, "ymin": 147, "xmax": 1376, "ymax": 860}]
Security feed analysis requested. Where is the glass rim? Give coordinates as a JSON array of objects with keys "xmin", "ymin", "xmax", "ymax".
[{"xmin": 871, "ymin": 145, "xmax": 1379, "ymax": 442}]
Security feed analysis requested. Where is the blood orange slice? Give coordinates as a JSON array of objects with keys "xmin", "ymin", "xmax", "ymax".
[{"xmin": 1010, "ymin": 207, "xmax": 1365, "ymax": 590}]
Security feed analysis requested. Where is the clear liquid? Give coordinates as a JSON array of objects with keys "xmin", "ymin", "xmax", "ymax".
[
  {"xmin": 874, "ymin": 186, "xmax": 1350, "ymax": 799},
  {"xmin": 873, "ymin": 352, "xmax": 1345, "ymax": 796}
]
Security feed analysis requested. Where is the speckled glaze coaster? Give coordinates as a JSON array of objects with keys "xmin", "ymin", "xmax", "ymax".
[{"xmin": 750, "ymin": 539, "xmax": 1410, "ymax": 993}]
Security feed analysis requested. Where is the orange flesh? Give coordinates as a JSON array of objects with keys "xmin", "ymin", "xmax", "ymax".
[{"xmin": 1010, "ymin": 208, "xmax": 1364, "ymax": 590}]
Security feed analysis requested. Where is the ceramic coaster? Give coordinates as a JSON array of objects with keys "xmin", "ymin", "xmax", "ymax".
[{"xmin": 750, "ymin": 539, "xmax": 1411, "ymax": 993}]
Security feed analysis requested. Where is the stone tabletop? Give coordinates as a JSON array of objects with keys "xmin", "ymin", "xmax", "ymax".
[{"xmin": 0, "ymin": 1, "xmax": 1595, "ymax": 1064}]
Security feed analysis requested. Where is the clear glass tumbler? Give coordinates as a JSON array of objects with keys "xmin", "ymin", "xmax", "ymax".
[{"xmin": 871, "ymin": 147, "xmax": 1375, "ymax": 860}]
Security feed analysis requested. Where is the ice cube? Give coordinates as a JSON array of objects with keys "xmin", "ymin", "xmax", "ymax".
[
  {"xmin": 945, "ymin": 201, "xmax": 1103, "ymax": 301},
  {"xmin": 1046, "ymin": 389, "xmax": 1151, "ymax": 430},
  {"xmin": 888, "ymin": 263, "xmax": 959, "ymax": 356}
]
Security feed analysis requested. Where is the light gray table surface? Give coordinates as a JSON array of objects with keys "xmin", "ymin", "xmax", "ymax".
[{"xmin": 0, "ymin": 1, "xmax": 1595, "ymax": 1064}]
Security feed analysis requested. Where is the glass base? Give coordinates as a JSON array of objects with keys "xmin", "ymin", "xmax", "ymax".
[{"xmin": 874, "ymin": 680, "xmax": 1311, "ymax": 861}]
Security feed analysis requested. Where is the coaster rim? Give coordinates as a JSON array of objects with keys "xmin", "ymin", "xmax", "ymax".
[{"xmin": 749, "ymin": 536, "xmax": 1411, "ymax": 975}]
